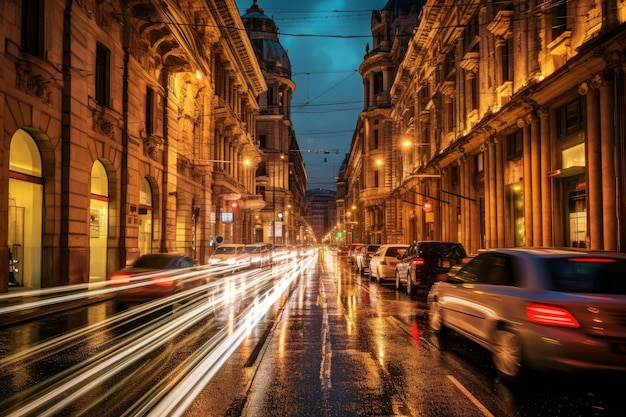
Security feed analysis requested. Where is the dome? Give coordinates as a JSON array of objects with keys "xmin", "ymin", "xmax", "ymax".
[{"xmin": 242, "ymin": 1, "xmax": 291, "ymax": 79}]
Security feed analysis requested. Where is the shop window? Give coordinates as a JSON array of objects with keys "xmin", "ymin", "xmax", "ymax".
[{"xmin": 9, "ymin": 130, "xmax": 43, "ymax": 288}]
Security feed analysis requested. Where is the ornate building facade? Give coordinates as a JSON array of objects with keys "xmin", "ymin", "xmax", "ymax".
[
  {"xmin": 1, "ymin": 0, "xmax": 269, "ymax": 291},
  {"xmin": 341, "ymin": 0, "xmax": 626, "ymax": 255},
  {"xmin": 337, "ymin": 0, "xmax": 423, "ymax": 245},
  {"xmin": 242, "ymin": 1, "xmax": 309, "ymax": 247}
]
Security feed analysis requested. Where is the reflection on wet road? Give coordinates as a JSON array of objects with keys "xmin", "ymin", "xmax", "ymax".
[{"xmin": 1, "ymin": 249, "xmax": 623, "ymax": 416}]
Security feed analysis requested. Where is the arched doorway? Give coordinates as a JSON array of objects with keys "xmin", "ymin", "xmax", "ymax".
[
  {"xmin": 8, "ymin": 129, "xmax": 43, "ymax": 288},
  {"xmin": 89, "ymin": 161, "xmax": 109, "ymax": 282},
  {"xmin": 139, "ymin": 178, "xmax": 154, "ymax": 255}
]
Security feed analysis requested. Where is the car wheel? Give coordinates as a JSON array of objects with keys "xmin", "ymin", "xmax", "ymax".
[
  {"xmin": 406, "ymin": 271, "xmax": 413, "ymax": 295},
  {"xmin": 492, "ymin": 328, "xmax": 523, "ymax": 381},
  {"xmin": 428, "ymin": 300, "xmax": 444, "ymax": 332}
]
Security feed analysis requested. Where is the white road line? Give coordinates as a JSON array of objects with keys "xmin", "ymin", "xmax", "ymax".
[{"xmin": 447, "ymin": 375, "xmax": 495, "ymax": 417}]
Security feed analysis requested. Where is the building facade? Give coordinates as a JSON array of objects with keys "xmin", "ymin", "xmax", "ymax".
[
  {"xmin": 1, "ymin": 0, "xmax": 269, "ymax": 291},
  {"xmin": 242, "ymin": 1, "xmax": 309, "ymax": 248},
  {"xmin": 337, "ymin": 0, "xmax": 424, "ymax": 245},
  {"xmin": 341, "ymin": 0, "xmax": 626, "ymax": 255}
]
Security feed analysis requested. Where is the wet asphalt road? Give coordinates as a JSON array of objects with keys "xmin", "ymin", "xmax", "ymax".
[
  {"xmin": 1, "ymin": 250, "xmax": 624, "ymax": 416},
  {"xmin": 186, "ymin": 249, "xmax": 625, "ymax": 417}
]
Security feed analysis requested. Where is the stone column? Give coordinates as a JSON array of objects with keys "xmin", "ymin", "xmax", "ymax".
[
  {"xmin": 522, "ymin": 121, "xmax": 532, "ymax": 247},
  {"xmin": 599, "ymin": 76, "xmax": 617, "ymax": 250},
  {"xmin": 586, "ymin": 85, "xmax": 603, "ymax": 249},
  {"xmin": 539, "ymin": 107, "xmax": 552, "ymax": 246},
  {"xmin": 495, "ymin": 138, "xmax": 505, "ymax": 247},
  {"xmin": 488, "ymin": 141, "xmax": 498, "ymax": 248},
  {"xmin": 531, "ymin": 115, "xmax": 542, "ymax": 247}
]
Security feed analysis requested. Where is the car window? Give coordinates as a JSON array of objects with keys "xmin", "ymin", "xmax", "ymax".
[
  {"xmin": 385, "ymin": 247, "xmax": 406, "ymax": 257},
  {"xmin": 546, "ymin": 257, "xmax": 626, "ymax": 294},
  {"xmin": 178, "ymin": 257, "xmax": 195, "ymax": 268},
  {"xmin": 477, "ymin": 254, "xmax": 517, "ymax": 286},
  {"xmin": 133, "ymin": 255, "xmax": 173, "ymax": 269},
  {"xmin": 455, "ymin": 254, "xmax": 488, "ymax": 283},
  {"xmin": 215, "ymin": 246, "xmax": 235, "ymax": 254}
]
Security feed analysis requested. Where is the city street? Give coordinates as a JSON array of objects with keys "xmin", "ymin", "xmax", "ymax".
[{"xmin": 0, "ymin": 250, "xmax": 624, "ymax": 417}]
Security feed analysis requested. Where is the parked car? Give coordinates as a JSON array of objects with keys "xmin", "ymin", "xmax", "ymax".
[
  {"xmin": 356, "ymin": 244, "xmax": 380, "ymax": 275},
  {"xmin": 245, "ymin": 243, "xmax": 272, "ymax": 268},
  {"xmin": 427, "ymin": 248, "xmax": 626, "ymax": 381},
  {"xmin": 369, "ymin": 244, "xmax": 409, "ymax": 282},
  {"xmin": 108, "ymin": 253, "xmax": 201, "ymax": 302},
  {"xmin": 208, "ymin": 244, "xmax": 251, "ymax": 270},
  {"xmin": 396, "ymin": 241, "xmax": 467, "ymax": 295},
  {"xmin": 347, "ymin": 243, "xmax": 365, "ymax": 264}
]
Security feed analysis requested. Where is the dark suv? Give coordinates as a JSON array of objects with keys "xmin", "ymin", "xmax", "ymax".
[{"xmin": 395, "ymin": 241, "xmax": 467, "ymax": 295}]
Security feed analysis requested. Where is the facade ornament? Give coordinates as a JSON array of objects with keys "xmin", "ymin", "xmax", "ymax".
[
  {"xmin": 590, "ymin": 73, "xmax": 604, "ymax": 89},
  {"xmin": 578, "ymin": 81, "xmax": 590, "ymax": 95},
  {"xmin": 93, "ymin": 111, "xmax": 116, "ymax": 139},
  {"xmin": 16, "ymin": 62, "xmax": 52, "ymax": 104},
  {"xmin": 140, "ymin": 129, "xmax": 164, "ymax": 162}
]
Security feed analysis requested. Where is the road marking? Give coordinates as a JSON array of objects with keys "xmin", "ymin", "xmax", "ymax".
[
  {"xmin": 447, "ymin": 375, "xmax": 495, "ymax": 417},
  {"xmin": 319, "ymin": 279, "xmax": 332, "ymax": 389}
]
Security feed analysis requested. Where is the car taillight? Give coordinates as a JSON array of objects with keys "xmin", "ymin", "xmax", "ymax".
[
  {"xmin": 109, "ymin": 273, "xmax": 132, "ymax": 284},
  {"xmin": 411, "ymin": 257, "xmax": 425, "ymax": 266},
  {"xmin": 152, "ymin": 275, "xmax": 175, "ymax": 287},
  {"xmin": 526, "ymin": 304, "xmax": 580, "ymax": 328}
]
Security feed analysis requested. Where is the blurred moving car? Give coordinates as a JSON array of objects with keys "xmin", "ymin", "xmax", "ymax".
[
  {"xmin": 427, "ymin": 248, "xmax": 626, "ymax": 381},
  {"xmin": 108, "ymin": 253, "xmax": 201, "ymax": 301},
  {"xmin": 347, "ymin": 243, "xmax": 365, "ymax": 264},
  {"xmin": 208, "ymin": 244, "xmax": 251, "ymax": 270},
  {"xmin": 369, "ymin": 244, "xmax": 409, "ymax": 282},
  {"xmin": 245, "ymin": 243, "xmax": 272, "ymax": 268},
  {"xmin": 356, "ymin": 244, "xmax": 380, "ymax": 275},
  {"xmin": 272, "ymin": 246, "xmax": 292, "ymax": 263},
  {"xmin": 337, "ymin": 246, "xmax": 349, "ymax": 257},
  {"xmin": 396, "ymin": 241, "xmax": 467, "ymax": 295}
]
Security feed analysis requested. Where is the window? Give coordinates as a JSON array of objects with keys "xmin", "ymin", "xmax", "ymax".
[
  {"xmin": 374, "ymin": 170, "xmax": 379, "ymax": 188},
  {"xmin": 476, "ymin": 152, "xmax": 484, "ymax": 173},
  {"xmin": 259, "ymin": 134, "xmax": 267, "ymax": 148},
  {"xmin": 556, "ymin": 98, "xmax": 583, "ymax": 138},
  {"xmin": 21, "ymin": 0, "xmax": 44, "ymax": 58},
  {"xmin": 95, "ymin": 44, "xmax": 110, "ymax": 107},
  {"xmin": 507, "ymin": 131, "xmax": 523, "ymax": 159},
  {"xmin": 552, "ymin": 0, "xmax": 568, "ymax": 39},
  {"xmin": 373, "ymin": 130, "xmax": 379, "ymax": 150},
  {"xmin": 267, "ymin": 87, "xmax": 274, "ymax": 106},
  {"xmin": 146, "ymin": 87, "xmax": 155, "ymax": 135}
]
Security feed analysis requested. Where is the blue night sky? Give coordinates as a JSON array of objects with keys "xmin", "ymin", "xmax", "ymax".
[{"xmin": 235, "ymin": 0, "xmax": 388, "ymax": 190}]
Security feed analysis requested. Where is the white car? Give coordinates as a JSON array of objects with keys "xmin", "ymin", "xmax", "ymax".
[
  {"xmin": 208, "ymin": 244, "xmax": 251, "ymax": 270},
  {"xmin": 369, "ymin": 244, "xmax": 409, "ymax": 281}
]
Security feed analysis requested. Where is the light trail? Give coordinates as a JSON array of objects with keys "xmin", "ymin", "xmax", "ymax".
[{"xmin": 1, "ymin": 255, "xmax": 317, "ymax": 417}]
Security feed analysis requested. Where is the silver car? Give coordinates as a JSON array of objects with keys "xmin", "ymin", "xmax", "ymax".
[{"xmin": 427, "ymin": 248, "xmax": 626, "ymax": 381}]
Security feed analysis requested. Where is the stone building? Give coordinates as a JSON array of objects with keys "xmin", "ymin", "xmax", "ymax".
[
  {"xmin": 337, "ymin": 0, "xmax": 424, "ymax": 244},
  {"xmin": 342, "ymin": 0, "xmax": 626, "ymax": 255},
  {"xmin": 0, "ymin": 0, "xmax": 267, "ymax": 291},
  {"xmin": 242, "ymin": 1, "xmax": 309, "ymax": 247}
]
